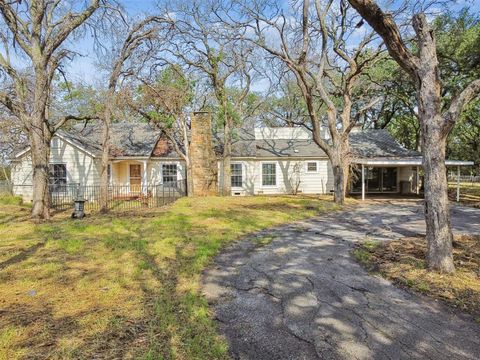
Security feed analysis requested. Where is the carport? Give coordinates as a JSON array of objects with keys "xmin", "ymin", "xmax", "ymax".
[{"xmin": 354, "ymin": 159, "xmax": 474, "ymax": 201}]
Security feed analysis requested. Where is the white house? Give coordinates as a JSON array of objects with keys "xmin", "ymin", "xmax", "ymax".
[{"xmin": 11, "ymin": 121, "xmax": 473, "ymax": 202}]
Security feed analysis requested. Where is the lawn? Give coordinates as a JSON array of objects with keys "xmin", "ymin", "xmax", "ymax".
[
  {"xmin": 0, "ymin": 195, "xmax": 338, "ymax": 360},
  {"xmin": 448, "ymin": 182, "xmax": 480, "ymax": 207},
  {"xmin": 353, "ymin": 235, "xmax": 480, "ymax": 323}
]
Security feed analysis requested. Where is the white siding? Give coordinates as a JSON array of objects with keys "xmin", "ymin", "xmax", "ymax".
[
  {"xmin": 218, "ymin": 160, "xmax": 257, "ymax": 195},
  {"xmin": 218, "ymin": 158, "xmax": 333, "ymax": 196},
  {"xmin": 11, "ymin": 137, "xmax": 99, "ymax": 201},
  {"xmin": 253, "ymin": 159, "xmax": 332, "ymax": 195},
  {"xmin": 148, "ymin": 160, "xmax": 186, "ymax": 185}
]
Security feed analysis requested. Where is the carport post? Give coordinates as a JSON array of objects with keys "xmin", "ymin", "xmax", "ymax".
[
  {"xmin": 416, "ymin": 166, "xmax": 420, "ymax": 194},
  {"xmin": 361, "ymin": 164, "xmax": 365, "ymax": 201},
  {"xmin": 457, "ymin": 165, "xmax": 460, "ymax": 202}
]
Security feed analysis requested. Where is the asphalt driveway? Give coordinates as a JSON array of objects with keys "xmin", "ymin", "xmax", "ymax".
[{"xmin": 202, "ymin": 200, "xmax": 480, "ymax": 360}]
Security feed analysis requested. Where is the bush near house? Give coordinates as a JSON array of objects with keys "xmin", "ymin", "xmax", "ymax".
[
  {"xmin": 0, "ymin": 195, "xmax": 338, "ymax": 360},
  {"xmin": 353, "ymin": 235, "xmax": 480, "ymax": 323}
]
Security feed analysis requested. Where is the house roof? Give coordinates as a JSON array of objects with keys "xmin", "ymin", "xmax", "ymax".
[
  {"xmin": 349, "ymin": 129, "xmax": 420, "ymax": 159},
  {"xmin": 13, "ymin": 122, "xmax": 425, "ymax": 162},
  {"xmin": 58, "ymin": 122, "xmax": 164, "ymax": 158},
  {"xmin": 228, "ymin": 128, "xmax": 420, "ymax": 159}
]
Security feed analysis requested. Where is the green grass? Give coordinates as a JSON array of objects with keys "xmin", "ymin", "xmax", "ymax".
[
  {"xmin": 0, "ymin": 194, "xmax": 24, "ymax": 206},
  {"xmin": 0, "ymin": 195, "xmax": 339, "ymax": 359}
]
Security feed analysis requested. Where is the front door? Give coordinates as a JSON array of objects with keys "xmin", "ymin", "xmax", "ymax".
[{"xmin": 130, "ymin": 164, "xmax": 142, "ymax": 193}]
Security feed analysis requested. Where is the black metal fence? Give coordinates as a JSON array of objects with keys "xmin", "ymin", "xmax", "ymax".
[
  {"xmin": 0, "ymin": 181, "xmax": 12, "ymax": 194},
  {"xmin": 13, "ymin": 180, "xmax": 187, "ymax": 212}
]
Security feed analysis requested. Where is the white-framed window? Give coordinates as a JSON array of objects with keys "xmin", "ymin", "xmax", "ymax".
[
  {"xmin": 262, "ymin": 163, "xmax": 277, "ymax": 186},
  {"xmin": 231, "ymin": 163, "xmax": 243, "ymax": 188},
  {"xmin": 49, "ymin": 163, "xmax": 67, "ymax": 192},
  {"xmin": 306, "ymin": 161, "xmax": 318, "ymax": 172},
  {"xmin": 162, "ymin": 164, "xmax": 178, "ymax": 187}
]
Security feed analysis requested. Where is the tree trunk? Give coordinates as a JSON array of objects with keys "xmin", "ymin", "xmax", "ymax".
[
  {"xmin": 222, "ymin": 156, "xmax": 231, "ymax": 196},
  {"xmin": 30, "ymin": 67, "xmax": 51, "ymax": 220},
  {"xmin": 414, "ymin": 14, "xmax": 455, "ymax": 273},
  {"xmin": 422, "ymin": 128, "xmax": 455, "ymax": 272},
  {"xmin": 30, "ymin": 124, "xmax": 51, "ymax": 220},
  {"xmin": 330, "ymin": 140, "xmax": 350, "ymax": 205},
  {"xmin": 221, "ymin": 118, "xmax": 232, "ymax": 196},
  {"xmin": 100, "ymin": 99, "xmax": 112, "ymax": 213}
]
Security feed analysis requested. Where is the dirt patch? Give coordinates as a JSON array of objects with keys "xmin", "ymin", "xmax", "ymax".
[{"xmin": 353, "ymin": 235, "xmax": 480, "ymax": 322}]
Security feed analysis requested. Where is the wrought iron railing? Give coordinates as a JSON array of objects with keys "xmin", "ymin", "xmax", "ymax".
[{"xmin": 12, "ymin": 180, "xmax": 188, "ymax": 212}]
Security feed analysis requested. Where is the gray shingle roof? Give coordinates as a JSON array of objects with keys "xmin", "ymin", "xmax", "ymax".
[
  {"xmin": 59, "ymin": 122, "xmax": 163, "ymax": 157},
  {"xmin": 229, "ymin": 129, "xmax": 418, "ymax": 159},
  {"xmin": 349, "ymin": 129, "xmax": 420, "ymax": 159},
  {"xmin": 56, "ymin": 123, "xmax": 418, "ymax": 161}
]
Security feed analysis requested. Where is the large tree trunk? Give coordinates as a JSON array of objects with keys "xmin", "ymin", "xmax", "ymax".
[
  {"xmin": 330, "ymin": 139, "xmax": 350, "ymax": 205},
  {"xmin": 422, "ymin": 127, "xmax": 454, "ymax": 272},
  {"xmin": 221, "ymin": 119, "xmax": 232, "ymax": 196},
  {"xmin": 331, "ymin": 160, "xmax": 349, "ymax": 205},
  {"xmin": 100, "ymin": 97, "xmax": 113, "ymax": 213},
  {"xmin": 30, "ymin": 67, "xmax": 51, "ymax": 220},
  {"xmin": 99, "ymin": 118, "xmax": 110, "ymax": 213},
  {"xmin": 31, "ymin": 126, "xmax": 51, "ymax": 220},
  {"xmin": 414, "ymin": 14, "xmax": 455, "ymax": 273}
]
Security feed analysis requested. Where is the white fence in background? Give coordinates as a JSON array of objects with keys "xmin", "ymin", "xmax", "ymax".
[{"xmin": 447, "ymin": 175, "xmax": 480, "ymax": 183}]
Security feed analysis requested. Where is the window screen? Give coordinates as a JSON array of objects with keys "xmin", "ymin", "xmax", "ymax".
[
  {"xmin": 307, "ymin": 162, "xmax": 317, "ymax": 172},
  {"xmin": 231, "ymin": 163, "xmax": 243, "ymax": 187},
  {"xmin": 262, "ymin": 163, "xmax": 276, "ymax": 186},
  {"xmin": 162, "ymin": 164, "xmax": 178, "ymax": 186},
  {"xmin": 49, "ymin": 164, "xmax": 67, "ymax": 192}
]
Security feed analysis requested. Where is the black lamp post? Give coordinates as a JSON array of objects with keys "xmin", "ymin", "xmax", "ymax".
[{"xmin": 72, "ymin": 196, "xmax": 87, "ymax": 219}]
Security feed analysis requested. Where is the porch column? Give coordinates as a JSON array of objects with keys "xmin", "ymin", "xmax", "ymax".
[
  {"xmin": 142, "ymin": 160, "xmax": 148, "ymax": 194},
  {"xmin": 456, "ymin": 165, "xmax": 460, "ymax": 202},
  {"xmin": 109, "ymin": 161, "xmax": 113, "ymax": 186},
  {"xmin": 416, "ymin": 166, "xmax": 420, "ymax": 194},
  {"xmin": 361, "ymin": 164, "xmax": 365, "ymax": 201}
]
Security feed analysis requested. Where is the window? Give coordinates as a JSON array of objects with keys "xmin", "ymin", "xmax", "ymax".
[
  {"xmin": 231, "ymin": 163, "xmax": 243, "ymax": 187},
  {"xmin": 307, "ymin": 162, "xmax": 317, "ymax": 172},
  {"xmin": 162, "ymin": 164, "xmax": 177, "ymax": 186},
  {"xmin": 262, "ymin": 163, "xmax": 276, "ymax": 186},
  {"xmin": 49, "ymin": 164, "xmax": 67, "ymax": 192}
]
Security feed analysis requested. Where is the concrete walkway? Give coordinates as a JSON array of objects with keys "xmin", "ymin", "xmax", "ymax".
[{"xmin": 202, "ymin": 200, "xmax": 480, "ymax": 360}]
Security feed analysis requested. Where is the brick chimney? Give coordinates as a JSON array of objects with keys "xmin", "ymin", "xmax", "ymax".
[{"xmin": 189, "ymin": 112, "xmax": 218, "ymax": 196}]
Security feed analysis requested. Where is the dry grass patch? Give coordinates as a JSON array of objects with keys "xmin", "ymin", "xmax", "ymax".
[
  {"xmin": 449, "ymin": 182, "xmax": 480, "ymax": 207},
  {"xmin": 0, "ymin": 195, "xmax": 338, "ymax": 359},
  {"xmin": 353, "ymin": 235, "xmax": 480, "ymax": 322}
]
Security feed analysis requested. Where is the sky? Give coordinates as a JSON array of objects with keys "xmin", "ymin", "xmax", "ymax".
[{"xmin": 7, "ymin": 0, "xmax": 478, "ymax": 89}]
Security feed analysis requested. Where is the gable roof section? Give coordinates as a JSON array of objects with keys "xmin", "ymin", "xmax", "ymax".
[
  {"xmin": 61, "ymin": 122, "xmax": 164, "ymax": 158},
  {"xmin": 349, "ymin": 129, "xmax": 420, "ymax": 159}
]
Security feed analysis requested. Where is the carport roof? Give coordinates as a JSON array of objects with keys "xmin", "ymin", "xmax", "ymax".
[{"xmin": 354, "ymin": 158, "xmax": 474, "ymax": 166}]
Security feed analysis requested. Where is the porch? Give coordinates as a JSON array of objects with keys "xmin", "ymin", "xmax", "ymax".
[
  {"xmin": 352, "ymin": 159, "xmax": 474, "ymax": 202},
  {"xmin": 109, "ymin": 159, "xmax": 183, "ymax": 197}
]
